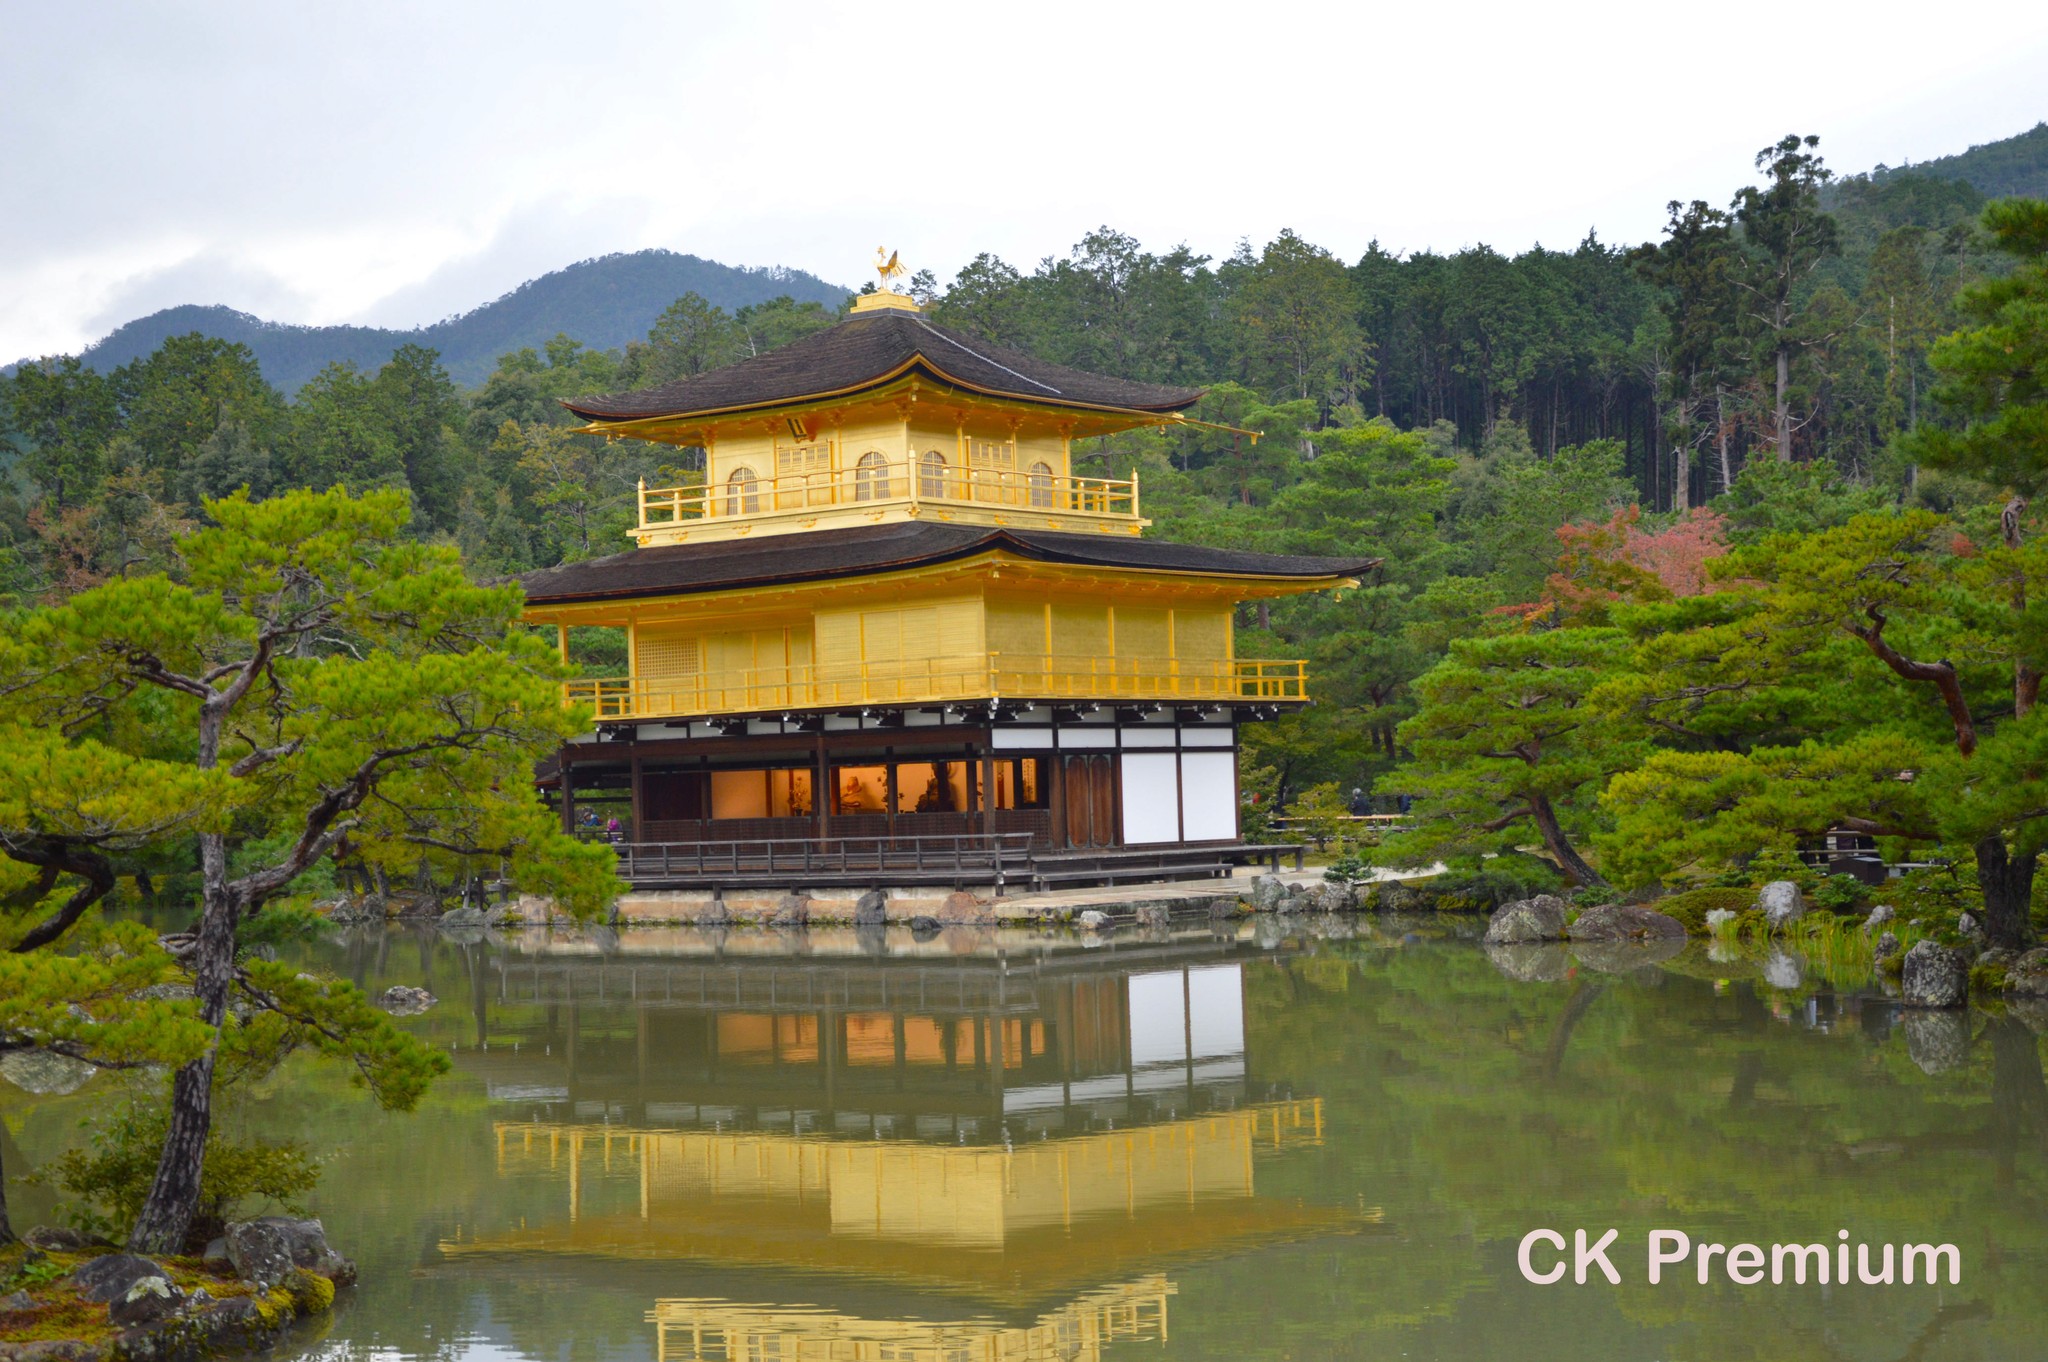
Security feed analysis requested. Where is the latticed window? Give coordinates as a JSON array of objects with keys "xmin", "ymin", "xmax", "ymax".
[
  {"xmin": 968, "ymin": 439, "xmax": 1015, "ymax": 502},
  {"xmin": 918, "ymin": 450, "xmax": 948, "ymax": 498},
  {"xmin": 636, "ymin": 632, "xmax": 700, "ymax": 677},
  {"xmin": 1028, "ymin": 460, "xmax": 1055, "ymax": 508},
  {"xmin": 775, "ymin": 442, "xmax": 831, "ymax": 508},
  {"xmin": 726, "ymin": 466, "xmax": 760, "ymax": 514},
  {"xmin": 855, "ymin": 451, "xmax": 891, "ymax": 501}
]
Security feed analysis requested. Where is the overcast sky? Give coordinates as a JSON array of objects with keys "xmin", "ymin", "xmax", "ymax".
[{"xmin": 4, "ymin": 0, "xmax": 2047, "ymax": 364}]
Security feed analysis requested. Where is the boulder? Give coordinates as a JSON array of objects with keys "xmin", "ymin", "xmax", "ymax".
[
  {"xmin": 1309, "ymin": 881, "xmax": 1357, "ymax": 913},
  {"xmin": 908, "ymin": 915, "xmax": 942, "ymax": 938},
  {"xmin": 321, "ymin": 896, "xmax": 381, "ymax": 924},
  {"xmin": 1566, "ymin": 904, "xmax": 1686, "ymax": 942},
  {"xmin": 22, "ymin": 1225, "xmax": 96, "ymax": 1252},
  {"xmin": 853, "ymin": 889, "xmax": 889, "ymax": 926},
  {"xmin": 482, "ymin": 903, "xmax": 524, "ymax": 927},
  {"xmin": 936, "ymin": 891, "xmax": 990, "ymax": 924},
  {"xmin": 1863, "ymin": 904, "xmax": 1896, "ymax": 935},
  {"xmin": 70, "ymin": 1254, "xmax": 169, "ymax": 1304},
  {"xmin": 1077, "ymin": 910, "xmax": 1111, "ymax": 931},
  {"xmin": 225, "ymin": 1216, "xmax": 355, "ymax": 1288},
  {"xmin": 1484, "ymin": 943, "xmax": 1571, "ymax": 983},
  {"xmin": 2003, "ymin": 947, "xmax": 2048, "ymax": 997},
  {"xmin": 698, "ymin": 898, "xmax": 732, "ymax": 927},
  {"xmin": 1704, "ymin": 908, "xmax": 1738, "ymax": 931},
  {"xmin": 1482, "ymin": 895, "xmax": 1567, "ymax": 944},
  {"xmin": 1957, "ymin": 912, "xmax": 1985, "ymax": 944},
  {"xmin": 378, "ymin": 985, "xmax": 436, "ymax": 1016},
  {"xmin": 1873, "ymin": 930, "xmax": 1901, "ymax": 961},
  {"xmin": 0, "ymin": 1289, "xmax": 34, "ymax": 1312},
  {"xmin": 768, "ymin": 893, "xmax": 812, "ymax": 928},
  {"xmin": 1762, "ymin": 950, "xmax": 1804, "ymax": 990},
  {"xmin": 107, "ymin": 1275, "xmax": 183, "ymax": 1327},
  {"xmin": 437, "ymin": 905, "xmax": 486, "ymax": 928},
  {"xmin": 1133, "ymin": 903, "xmax": 1169, "ymax": 929},
  {"xmin": 1900, "ymin": 940, "xmax": 1969, "ymax": 1008},
  {"xmin": 1902, "ymin": 1010, "xmax": 1972, "ymax": 1074},
  {"xmin": 1, "ymin": 1049, "xmax": 97, "ymax": 1096},
  {"xmin": 1757, "ymin": 880, "xmax": 1805, "ymax": 928},
  {"xmin": 1248, "ymin": 874, "xmax": 1290, "ymax": 912}
]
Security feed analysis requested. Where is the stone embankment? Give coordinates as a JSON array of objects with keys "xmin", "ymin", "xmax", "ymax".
[{"xmin": 0, "ymin": 1219, "xmax": 349, "ymax": 1362}]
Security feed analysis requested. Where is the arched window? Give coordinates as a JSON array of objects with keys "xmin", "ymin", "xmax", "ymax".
[
  {"xmin": 918, "ymin": 450, "xmax": 948, "ymax": 499},
  {"xmin": 855, "ymin": 451, "xmax": 891, "ymax": 501},
  {"xmin": 727, "ymin": 466, "xmax": 760, "ymax": 514},
  {"xmin": 1027, "ymin": 461, "xmax": 1055, "ymax": 509}
]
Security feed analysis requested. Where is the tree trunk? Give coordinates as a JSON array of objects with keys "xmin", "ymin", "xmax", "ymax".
[
  {"xmin": 1775, "ymin": 343, "xmax": 1793, "ymax": 462},
  {"xmin": 1976, "ymin": 835, "xmax": 2038, "ymax": 952},
  {"xmin": 1527, "ymin": 792, "xmax": 1606, "ymax": 888},
  {"xmin": 127, "ymin": 823, "xmax": 236, "ymax": 1253},
  {"xmin": 1716, "ymin": 387, "xmax": 1733, "ymax": 491}
]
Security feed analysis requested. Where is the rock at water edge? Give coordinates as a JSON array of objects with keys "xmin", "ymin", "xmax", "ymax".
[
  {"xmin": 1900, "ymin": 940, "xmax": 1969, "ymax": 1008},
  {"xmin": 1483, "ymin": 895, "xmax": 1567, "ymax": 944}
]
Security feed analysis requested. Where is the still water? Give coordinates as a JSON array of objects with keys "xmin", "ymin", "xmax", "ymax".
[{"xmin": 9, "ymin": 917, "xmax": 2047, "ymax": 1361}]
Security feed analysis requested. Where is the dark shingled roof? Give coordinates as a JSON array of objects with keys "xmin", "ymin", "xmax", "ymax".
[
  {"xmin": 563, "ymin": 311, "xmax": 1204, "ymax": 422},
  {"xmin": 520, "ymin": 522, "xmax": 1377, "ymax": 605}
]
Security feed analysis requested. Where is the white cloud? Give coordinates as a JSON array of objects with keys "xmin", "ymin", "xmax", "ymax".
[{"xmin": 2, "ymin": 0, "xmax": 2045, "ymax": 362}]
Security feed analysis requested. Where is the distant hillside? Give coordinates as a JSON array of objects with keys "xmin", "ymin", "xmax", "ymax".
[
  {"xmin": 66, "ymin": 251, "xmax": 852, "ymax": 390},
  {"xmin": 1869, "ymin": 120, "xmax": 2048, "ymax": 201}
]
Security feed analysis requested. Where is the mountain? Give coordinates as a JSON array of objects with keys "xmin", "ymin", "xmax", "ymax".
[
  {"xmin": 1860, "ymin": 120, "xmax": 2048, "ymax": 202},
  {"xmin": 65, "ymin": 250, "xmax": 852, "ymax": 391}
]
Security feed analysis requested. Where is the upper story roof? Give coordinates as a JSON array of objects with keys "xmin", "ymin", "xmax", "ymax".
[{"xmin": 563, "ymin": 308, "xmax": 1204, "ymax": 425}]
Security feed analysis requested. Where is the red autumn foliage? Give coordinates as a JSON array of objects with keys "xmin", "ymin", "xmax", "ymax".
[{"xmin": 1533, "ymin": 505, "xmax": 1729, "ymax": 623}]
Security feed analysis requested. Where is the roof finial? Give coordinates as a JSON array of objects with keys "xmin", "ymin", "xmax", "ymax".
[{"xmin": 874, "ymin": 247, "xmax": 909, "ymax": 294}]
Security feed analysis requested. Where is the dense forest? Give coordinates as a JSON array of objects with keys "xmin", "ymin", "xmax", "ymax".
[{"xmin": 4, "ymin": 129, "xmax": 2046, "ymax": 929}]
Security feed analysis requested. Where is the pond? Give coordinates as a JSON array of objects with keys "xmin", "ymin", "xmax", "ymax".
[{"xmin": 6, "ymin": 916, "xmax": 2045, "ymax": 1362}]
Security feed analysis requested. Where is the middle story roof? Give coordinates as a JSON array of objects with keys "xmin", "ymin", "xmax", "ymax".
[{"xmin": 519, "ymin": 521, "xmax": 1379, "ymax": 608}]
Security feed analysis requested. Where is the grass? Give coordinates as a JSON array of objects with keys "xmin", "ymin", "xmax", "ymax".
[{"xmin": 1703, "ymin": 909, "xmax": 1934, "ymax": 991}]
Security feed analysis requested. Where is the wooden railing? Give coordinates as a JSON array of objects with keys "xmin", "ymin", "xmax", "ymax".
[
  {"xmin": 638, "ymin": 459, "xmax": 1139, "ymax": 529},
  {"xmin": 614, "ymin": 832, "xmax": 1038, "ymax": 887},
  {"xmin": 564, "ymin": 653, "xmax": 1308, "ymax": 721}
]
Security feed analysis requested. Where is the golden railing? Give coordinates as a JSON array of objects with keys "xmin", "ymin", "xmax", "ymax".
[
  {"xmin": 638, "ymin": 459, "xmax": 1139, "ymax": 529},
  {"xmin": 563, "ymin": 653, "xmax": 1308, "ymax": 721}
]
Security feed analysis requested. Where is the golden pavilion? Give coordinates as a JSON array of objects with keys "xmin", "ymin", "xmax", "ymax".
[{"xmin": 521, "ymin": 267, "xmax": 1374, "ymax": 888}]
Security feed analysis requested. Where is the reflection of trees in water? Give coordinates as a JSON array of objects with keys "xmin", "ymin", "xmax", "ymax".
[{"xmin": 195, "ymin": 926, "xmax": 2048, "ymax": 1362}]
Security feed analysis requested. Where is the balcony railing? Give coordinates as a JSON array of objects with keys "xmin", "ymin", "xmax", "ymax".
[
  {"xmin": 637, "ymin": 459, "xmax": 1139, "ymax": 531},
  {"xmin": 563, "ymin": 653, "xmax": 1307, "ymax": 722}
]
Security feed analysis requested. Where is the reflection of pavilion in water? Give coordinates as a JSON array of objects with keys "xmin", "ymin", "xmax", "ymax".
[
  {"xmin": 650, "ymin": 1278, "xmax": 1172, "ymax": 1362},
  {"xmin": 443, "ymin": 936, "xmax": 1370, "ymax": 1349},
  {"xmin": 472, "ymin": 934, "xmax": 1294, "ymax": 1141}
]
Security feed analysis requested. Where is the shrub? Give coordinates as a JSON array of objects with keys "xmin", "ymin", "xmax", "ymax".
[
  {"xmin": 1654, "ymin": 886, "xmax": 1755, "ymax": 932},
  {"xmin": 41, "ymin": 1099, "xmax": 319, "ymax": 1251},
  {"xmin": 1812, "ymin": 874, "xmax": 1868, "ymax": 915},
  {"xmin": 1428, "ymin": 855, "xmax": 1564, "ymax": 909}
]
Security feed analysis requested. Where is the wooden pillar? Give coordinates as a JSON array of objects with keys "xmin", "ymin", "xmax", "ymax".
[
  {"xmin": 561, "ymin": 754, "xmax": 577, "ymax": 835},
  {"xmin": 884, "ymin": 756, "xmax": 898, "ymax": 844},
  {"xmin": 630, "ymin": 753, "xmax": 644, "ymax": 843},
  {"xmin": 814, "ymin": 732, "xmax": 830, "ymax": 841},
  {"xmin": 980, "ymin": 745, "xmax": 995, "ymax": 838}
]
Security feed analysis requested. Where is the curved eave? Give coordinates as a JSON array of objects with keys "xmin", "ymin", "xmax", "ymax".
[
  {"xmin": 560, "ymin": 355, "xmax": 1202, "ymax": 433},
  {"xmin": 520, "ymin": 542, "xmax": 1374, "ymax": 611}
]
